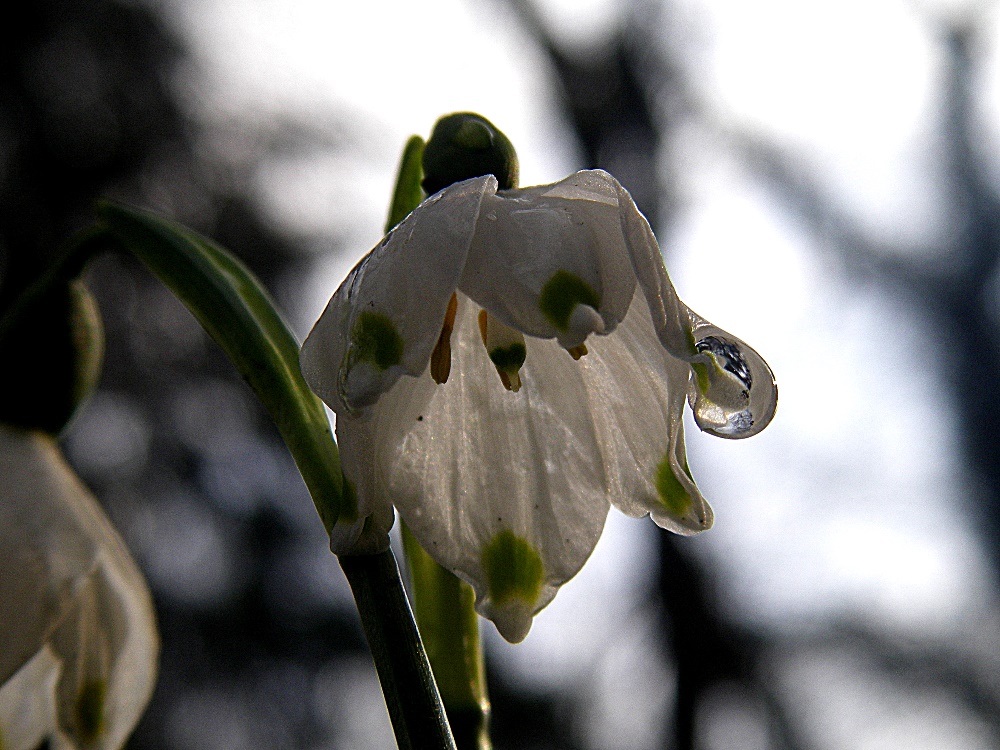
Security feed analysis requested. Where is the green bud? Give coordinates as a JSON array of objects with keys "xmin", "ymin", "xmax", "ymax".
[
  {"xmin": 0, "ymin": 275, "xmax": 104, "ymax": 435},
  {"xmin": 422, "ymin": 112, "xmax": 519, "ymax": 196}
]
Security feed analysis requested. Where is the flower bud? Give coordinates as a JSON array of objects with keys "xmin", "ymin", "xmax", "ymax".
[
  {"xmin": 0, "ymin": 276, "xmax": 104, "ymax": 435},
  {"xmin": 422, "ymin": 112, "xmax": 519, "ymax": 196}
]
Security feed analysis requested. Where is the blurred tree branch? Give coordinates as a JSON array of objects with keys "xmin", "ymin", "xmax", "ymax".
[
  {"xmin": 503, "ymin": 1, "xmax": 1000, "ymax": 748},
  {"xmin": 724, "ymin": 20, "xmax": 1000, "ymax": 573},
  {"xmin": 503, "ymin": 1, "xmax": 818, "ymax": 747}
]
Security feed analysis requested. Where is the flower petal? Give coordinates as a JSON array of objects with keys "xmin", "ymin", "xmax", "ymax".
[
  {"xmin": 614, "ymin": 180, "xmax": 778, "ymax": 438},
  {"xmin": 346, "ymin": 294, "xmax": 611, "ymax": 642},
  {"xmin": 459, "ymin": 170, "xmax": 636, "ymax": 349},
  {"xmin": 329, "ymin": 416, "xmax": 399, "ymax": 555},
  {"xmin": 581, "ymin": 291, "xmax": 713, "ymax": 533},
  {"xmin": 0, "ymin": 426, "xmax": 158, "ymax": 750},
  {"xmin": 0, "ymin": 646, "xmax": 66, "ymax": 750},
  {"xmin": 614, "ymin": 179, "xmax": 694, "ymax": 357},
  {"xmin": 301, "ymin": 175, "xmax": 497, "ymax": 416}
]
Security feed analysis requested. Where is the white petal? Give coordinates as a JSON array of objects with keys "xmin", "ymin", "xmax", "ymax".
[
  {"xmin": 342, "ymin": 294, "xmax": 611, "ymax": 643},
  {"xmin": 614, "ymin": 180, "xmax": 778, "ymax": 438},
  {"xmin": 0, "ymin": 646, "xmax": 65, "ymax": 750},
  {"xmin": 331, "ymin": 331, "xmax": 443, "ymax": 556},
  {"xmin": 0, "ymin": 426, "xmax": 158, "ymax": 750},
  {"xmin": 329, "ymin": 414, "xmax": 398, "ymax": 556},
  {"xmin": 614, "ymin": 179, "xmax": 694, "ymax": 357},
  {"xmin": 582, "ymin": 292, "xmax": 713, "ymax": 533},
  {"xmin": 301, "ymin": 175, "xmax": 496, "ymax": 415},
  {"xmin": 459, "ymin": 170, "xmax": 635, "ymax": 348}
]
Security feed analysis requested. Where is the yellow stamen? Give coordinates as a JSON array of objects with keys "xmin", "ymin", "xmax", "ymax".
[
  {"xmin": 478, "ymin": 309, "xmax": 489, "ymax": 347},
  {"xmin": 567, "ymin": 343, "xmax": 588, "ymax": 360},
  {"xmin": 430, "ymin": 293, "xmax": 458, "ymax": 384}
]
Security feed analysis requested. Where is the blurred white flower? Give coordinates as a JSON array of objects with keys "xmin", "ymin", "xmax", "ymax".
[
  {"xmin": 0, "ymin": 424, "xmax": 158, "ymax": 750},
  {"xmin": 301, "ymin": 169, "xmax": 777, "ymax": 642}
]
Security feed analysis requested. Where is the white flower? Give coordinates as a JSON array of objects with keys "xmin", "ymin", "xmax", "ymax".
[
  {"xmin": 0, "ymin": 424, "xmax": 158, "ymax": 750},
  {"xmin": 301, "ymin": 169, "xmax": 777, "ymax": 642}
]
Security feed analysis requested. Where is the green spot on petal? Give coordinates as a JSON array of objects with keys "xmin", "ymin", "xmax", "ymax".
[
  {"xmin": 352, "ymin": 312, "xmax": 404, "ymax": 370},
  {"xmin": 684, "ymin": 324, "xmax": 698, "ymax": 355},
  {"xmin": 488, "ymin": 343, "xmax": 526, "ymax": 372},
  {"xmin": 76, "ymin": 679, "xmax": 106, "ymax": 744},
  {"xmin": 482, "ymin": 530, "xmax": 544, "ymax": 608},
  {"xmin": 539, "ymin": 270, "xmax": 600, "ymax": 331},
  {"xmin": 691, "ymin": 361, "xmax": 711, "ymax": 395},
  {"xmin": 655, "ymin": 453, "xmax": 693, "ymax": 517}
]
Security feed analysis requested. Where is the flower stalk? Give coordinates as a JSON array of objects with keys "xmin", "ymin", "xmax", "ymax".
[
  {"xmin": 340, "ymin": 550, "xmax": 456, "ymax": 750},
  {"xmin": 94, "ymin": 203, "xmax": 460, "ymax": 749},
  {"xmin": 403, "ymin": 524, "xmax": 491, "ymax": 750}
]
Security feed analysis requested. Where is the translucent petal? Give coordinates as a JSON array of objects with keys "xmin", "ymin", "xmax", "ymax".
[
  {"xmin": 324, "ymin": 497, "xmax": 395, "ymax": 556},
  {"xmin": 0, "ymin": 646, "xmax": 65, "ymax": 750},
  {"xmin": 332, "ymin": 332, "xmax": 443, "ymax": 555},
  {"xmin": 0, "ymin": 426, "xmax": 158, "ymax": 750},
  {"xmin": 346, "ymin": 294, "xmax": 611, "ymax": 643},
  {"xmin": 614, "ymin": 179, "xmax": 695, "ymax": 357},
  {"xmin": 301, "ymin": 175, "xmax": 496, "ymax": 416},
  {"xmin": 330, "ymin": 412, "xmax": 402, "ymax": 556},
  {"xmin": 460, "ymin": 171, "xmax": 636, "ymax": 348},
  {"xmin": 581, "ymin": 292, "xmax": 713, "ymax": 533}
]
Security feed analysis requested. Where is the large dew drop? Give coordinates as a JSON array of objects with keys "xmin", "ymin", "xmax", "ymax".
[{"xmin": 687, "ymin": 332, "xmax": 777, "ymax": 439}]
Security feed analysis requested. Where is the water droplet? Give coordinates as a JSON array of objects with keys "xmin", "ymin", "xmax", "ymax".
[
  {"xmin": 717, "ymin": 409, "xmax": 754, "ymax": 436},
  {"xmin": 695, "ymin": 336, "xmax": 752, "ymax": 390}
]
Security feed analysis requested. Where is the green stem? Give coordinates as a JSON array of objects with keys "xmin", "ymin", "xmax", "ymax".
[
  {"xmin": 340, "ymin": 549, "xmax": 457, "ymax": 750},
  {"xmin": 402, "ymin": 523, "xmax": 491, "ymax": 750}
]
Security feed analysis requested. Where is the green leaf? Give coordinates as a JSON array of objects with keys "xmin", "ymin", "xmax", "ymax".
[
  {"xmin": 96, "ymin": 202, "xmax": 347, "ymax": 532},
  {"xmin": 97, "ymin": 197, "xmax": 457, "ymax": 749},
  {"xmin": 386, "ymin": 135, "xmax": 427, "ymax": 232}
]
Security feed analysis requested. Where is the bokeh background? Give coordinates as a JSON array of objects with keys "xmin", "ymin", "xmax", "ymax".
[{"xmin": 3, "ymin": 0, "xmax": 1000, "ymax": 747}]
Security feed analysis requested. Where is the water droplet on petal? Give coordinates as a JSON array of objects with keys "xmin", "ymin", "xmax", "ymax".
[
  {"xmin": 689, "ymin": 336, "xmax": 759, "ymax": 438},
  {"xmin": 695, "ymin": 336, "xmax": 752, "ymax": 390}
]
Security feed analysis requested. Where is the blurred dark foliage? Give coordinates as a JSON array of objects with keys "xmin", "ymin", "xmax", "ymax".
[
  {"xmin": 0, "ymin": 0, "xmax": 181, "ymax": 307},
  {"xmin": 5, "ymin": 0, "xmax": 1000, "ymax": 748},
  {"xmin": 0, "ymin": 2, "xmax": 372, "ymax": 748}
]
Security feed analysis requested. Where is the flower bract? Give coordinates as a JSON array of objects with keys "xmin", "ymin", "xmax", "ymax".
[
  {"xmin": 0, "ymin": 425, "xmax": 158, "ymax": 749},
  {"xmin": 301, "ymin": 169, "xmax": 777, "ymax": 642}
]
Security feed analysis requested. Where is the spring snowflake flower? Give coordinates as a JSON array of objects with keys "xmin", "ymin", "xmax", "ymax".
[
  {"xmin": 0, "ymin": 424, "xmax": 158, "ymax": 749},
  {"xmin": 301, "ymin": 169, "xmax": 777, "ymax": 642}
]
